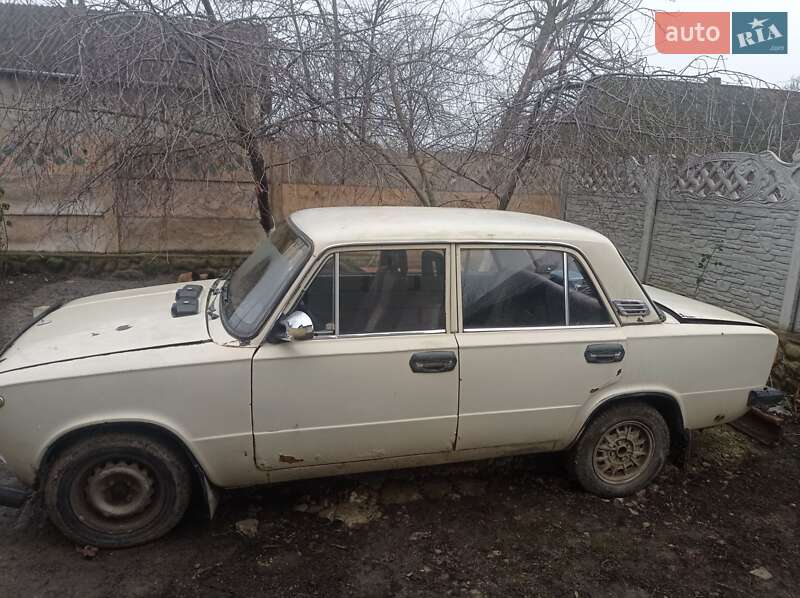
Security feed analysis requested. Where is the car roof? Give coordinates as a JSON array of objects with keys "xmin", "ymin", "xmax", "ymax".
[{"xmin": 289, "ymin": 207, "xmax": 610, "ymax": 253}]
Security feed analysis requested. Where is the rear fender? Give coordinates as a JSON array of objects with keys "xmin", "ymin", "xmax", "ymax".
[{"xmin": 564, "ymin": 387, "xmax": 687, "ymax": 451}]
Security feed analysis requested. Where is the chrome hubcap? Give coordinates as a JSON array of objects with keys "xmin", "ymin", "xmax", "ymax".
[
  {"xmin": 593, "ymin": 421, "xmax": 654, "ymax": 484},
  {"xmin": 85, "ymin": 461, "xmax": 154, "ymax": 519}
]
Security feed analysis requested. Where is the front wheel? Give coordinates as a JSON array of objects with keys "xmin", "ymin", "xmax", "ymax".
[
  {"xmin": 43, "ymin": 432, "xmax": 192, "ymax": 548},
  {"xmin": 567, "ymin": 402, "xmax": 670, "ymax": 497}
]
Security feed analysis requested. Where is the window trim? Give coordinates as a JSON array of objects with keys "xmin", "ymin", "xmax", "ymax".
[
  {"xmin": 459, "ymin": 324, "xmax": 618, "ymax": 334},
  {"xmin": 291, "ymin": 243, "xmax": 452, "ymax": 339},
  {"xmin": 309, "ymin": 254, "xmax": 337, "ymax": 336},
  {"xmin": 563, "ymin": 251, "xmax": 570, "ymax": 327},
  {"xmin": 455, "ymin": 243, "xmax": 619, "ymax": 333}
]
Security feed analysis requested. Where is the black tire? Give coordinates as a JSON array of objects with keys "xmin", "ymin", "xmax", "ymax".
[
  {"xmin": 43, "ymin": 432, "xmax": 192, "ymax": 548},
  {"xmin": 567, "ymin": 402, "xmax": 669, "ymax": 498}
]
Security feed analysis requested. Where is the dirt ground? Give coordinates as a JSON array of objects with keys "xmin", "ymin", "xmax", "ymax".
[{"xmin": 0, "ymin": 273, "xmax": 798, "ymax": 598}]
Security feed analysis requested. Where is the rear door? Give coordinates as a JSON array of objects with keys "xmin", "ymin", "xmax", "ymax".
[
  {"xmin": 251, "ymin": 245, "xmax": 460, "ymax": 470},
  {"xmin": 454, "ymin": 245, "xmax": 626, "ymax": 450}
]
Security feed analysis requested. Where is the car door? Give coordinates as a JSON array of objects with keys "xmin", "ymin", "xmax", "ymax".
[
  {"xmin": 251, "ymin": 245, "xmax": 459, "ymax": 470},
  {"xmin": 454, "ymin": 245, "xmax": 626, "ymax": 450}
]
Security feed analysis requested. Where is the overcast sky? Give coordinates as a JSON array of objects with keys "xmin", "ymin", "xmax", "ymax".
[{"xmin": 640, "ymin": 0, "xmax": 798, "ymax": 85}]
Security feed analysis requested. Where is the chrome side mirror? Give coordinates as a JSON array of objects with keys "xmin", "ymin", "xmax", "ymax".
[{"xmin": 278, "ymin": 310, "xmax": 315, "ymax": 341}]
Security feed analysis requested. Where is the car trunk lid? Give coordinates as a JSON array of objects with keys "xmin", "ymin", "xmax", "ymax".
[{"xmin": 644, "ymin": 285, "xmax": 762, "ymax": 326}]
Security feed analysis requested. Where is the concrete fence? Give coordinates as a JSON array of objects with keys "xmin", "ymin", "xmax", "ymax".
[{"xmin": 564, "ymin": 151, "xmax": 800, "ymax": 331}]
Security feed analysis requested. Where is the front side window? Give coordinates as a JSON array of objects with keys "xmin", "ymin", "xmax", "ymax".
[
  {"xmin": 297, "ymin": 256, "xmax": 335, "ymax": 334},
  {"xmin": 300, "ymin": 247, "xmax": 447, "ymax": 336},
  {"xmin": 222, "ymin": 224, "xmax": 311, "ymax": 339},
  {"xmin": 340, "ymin": 249, "xmax": 446, "ymax": 334},
  {"xmin": 460, "ymin": 248, "xmax": 612, "ymax": 330}
]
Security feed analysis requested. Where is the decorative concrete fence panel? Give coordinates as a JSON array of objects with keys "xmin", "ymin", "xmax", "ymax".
[
  {"xmin": 565, "ymin": 151, "xmax": 800, "ymax": 331},
  {"xmin": 647, "ymin": 153, "xmax": 800, "ymax": 327},
  {"xmin": 564, "ymin": 158, "xmax": 657, "ymax": 275}
]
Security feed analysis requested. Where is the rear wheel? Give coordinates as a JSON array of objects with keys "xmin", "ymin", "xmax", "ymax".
[
  {"xmin": 568, "ymin": 402, "xmax": 669, "ymax": 497},
  {"xmin": 43, "ymin": 432, "xmax": 192, "ymax": 548}
]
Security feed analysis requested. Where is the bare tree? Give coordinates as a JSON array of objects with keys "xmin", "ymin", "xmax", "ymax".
[
  {"xmin": 0, "ymin": 185, "xmax": 8, "ymax": 252},
  {"xmin": 348, "ymin": 0, "xmax": 487, "ymax": 207},
  {"xmin": 0, "ymin": 0, "xmax": 795, "ymax": 239},
  {"xmin": 467, "ymin": 0, "xmax": 652, "ymax": 208}
]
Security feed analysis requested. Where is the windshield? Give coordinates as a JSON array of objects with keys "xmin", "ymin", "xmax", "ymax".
[{"xmin": 221, "ymin": 223, "xmax": 311, "ymax": 340}]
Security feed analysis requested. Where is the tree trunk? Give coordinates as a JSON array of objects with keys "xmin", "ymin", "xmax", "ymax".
[
  {"xmin": 197, "ymin": 1, "xmax": 274, "ymax": 235},
  {"xmin": 388, "ymin": 63, "xmax": 436, "ymax": 207},
  {"xmin": 246, "ymin": 140, "xmax": 273, "ymax": 234}
]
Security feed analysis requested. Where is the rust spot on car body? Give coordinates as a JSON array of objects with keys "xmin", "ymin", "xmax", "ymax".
[{"xmin": 279, "ymin": 454, "xmax": 304, "ymax": 464}]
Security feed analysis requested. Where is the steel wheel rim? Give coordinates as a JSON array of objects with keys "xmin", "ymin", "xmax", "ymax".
[
  {"xmin": 592, "ymin": 420, "xmax": 655, "ymax": 485},
  {"xmin": 70, "ymin": 458, "xmax": 161, "ymax": 534}
]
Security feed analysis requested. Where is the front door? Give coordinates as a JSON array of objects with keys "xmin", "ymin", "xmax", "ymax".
[
  {"xmin": 454, "ymin": 246, "xmax": 626, "ymax": 450},
  {"xmin": 252, "ymin": 246, "xmax": 459, "ymax": 470}
]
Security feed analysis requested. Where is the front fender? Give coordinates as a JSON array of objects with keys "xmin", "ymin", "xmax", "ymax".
[{"xmin": 0, "ymin": 343, "xmax": 258, "ymax": 488}]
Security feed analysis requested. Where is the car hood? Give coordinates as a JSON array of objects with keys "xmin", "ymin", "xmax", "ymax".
[
  {"xmin": 0, "ymin": 280, "xmax": 216, "ymax": 373},
  {"xmin": 644, "ymin": 285, "xmax": 761, "ymax": 326}
]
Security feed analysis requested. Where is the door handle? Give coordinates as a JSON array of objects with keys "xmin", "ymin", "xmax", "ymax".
[
  {"xmin": 410, "ymin": 351, "xmax": 457, "ymax": 373},
  {"xmin": 584, "ymin": 343, "xmax": 625, "ymax": 364}
]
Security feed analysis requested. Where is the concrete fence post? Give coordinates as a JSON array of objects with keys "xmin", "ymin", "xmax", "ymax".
[
  {"xmin": 777, "ymin": 155, "xmax": 800, "ymax": 331},
  {"xmin": 636, "ymin": 156, "xmax": 660, "ymax": 282},
  {"xmin": 779, "ymin": 202, "xmax": 800, "ymax": 331}
]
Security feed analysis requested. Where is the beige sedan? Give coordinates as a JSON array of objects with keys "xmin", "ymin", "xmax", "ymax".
[{"xmin": 0, "ymin": 207, "xmax": 781, "ymax": 547}]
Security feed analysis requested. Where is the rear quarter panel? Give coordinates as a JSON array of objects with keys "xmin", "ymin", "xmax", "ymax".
[
  {"xmin": 556, "ymin": 322, "xmax": 777, "ymax": 450},
  {"xmin": 604, "ymin": 322, "xmax": 777, "ymax": 430}
]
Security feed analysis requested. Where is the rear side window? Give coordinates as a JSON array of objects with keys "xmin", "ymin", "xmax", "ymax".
[
  {"xmin": 461, "ymin": 249, "xmax": 566, "ymax": 329},
  {"xmin": 460, "ymin": 248, "xmax": 612, "ymax": 330},
  {"xmin": 567, "ymin": 255, "xmax": 613, "ymax": 325}
]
